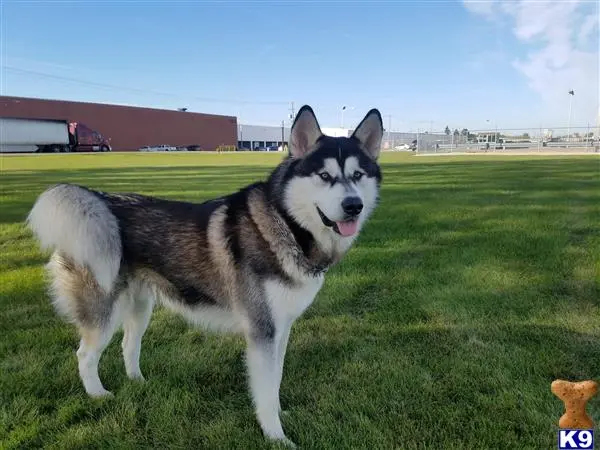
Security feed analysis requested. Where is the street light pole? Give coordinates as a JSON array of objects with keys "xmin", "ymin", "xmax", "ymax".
[
  {"xmin": 495, "ymin": 122, "xmax": 498, "ymax": 148},
  {"xmin": 486, "ymin": 119, "xmax": 495, "ymax": 146},
  {"xmin": 568, "ymin": 90, "xmax": 575, "ymax": 147},
  {"xmin": 388, "ymin": 115, "xmax": 392, "ymax": 147}
]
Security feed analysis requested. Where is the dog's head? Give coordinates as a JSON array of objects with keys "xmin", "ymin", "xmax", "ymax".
[{"xmin": 277, "ymin": 105, "xmax": 383, "ymax": 251}]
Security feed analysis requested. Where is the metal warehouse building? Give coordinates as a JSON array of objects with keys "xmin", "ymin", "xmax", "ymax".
[
  {"xmin": 237, "ymin": 124, "xmax": 290, "ymax": 151},
  {"xmin": 0, "ymin": 96, "xmax": 238, "ymax": 152},
  {"xmin": 237, "ymin": 125, "xmax": 353, "ymax": 151}
]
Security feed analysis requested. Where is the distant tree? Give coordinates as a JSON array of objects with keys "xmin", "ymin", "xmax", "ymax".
[
  {"xmin": 522, "ymin": 132, "xmax": 530, "ymax": 139},
  {"xmin": 461, "ymin": 128, "xmax": 469, "ymax": 137},
  {"xmin": 444, "ymin": 126, "xmax": 451, "ymax": 135},
  {"xmin": 453, "ymin": 129, "xmax": 460, "ymax": 136}
]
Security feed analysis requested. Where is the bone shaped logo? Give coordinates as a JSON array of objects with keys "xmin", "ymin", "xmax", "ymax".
[{"xmin": 551, "ymin": 379, "xmax": 598, "ymax": 429}]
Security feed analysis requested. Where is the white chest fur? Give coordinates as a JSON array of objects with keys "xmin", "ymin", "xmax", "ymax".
[{"xmin": 264, "ymin": 275, "xmax": 325, "ymax": 325}]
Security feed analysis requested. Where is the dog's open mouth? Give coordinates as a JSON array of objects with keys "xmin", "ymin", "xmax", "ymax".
[{"xmin": 316, "ymin": 207, "xmax": 358, "ymax": 237}]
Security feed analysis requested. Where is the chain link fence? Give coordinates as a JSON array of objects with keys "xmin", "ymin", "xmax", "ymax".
[{"xmin": 381, "ymin": 125, "xmax": 600, "ymax": 154}]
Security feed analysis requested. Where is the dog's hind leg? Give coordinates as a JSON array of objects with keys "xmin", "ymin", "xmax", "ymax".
[
  {"xmin": 47, "ymin": 252, "xmax": 120, "ymax": 398},
  {"xmin": 121, "ymin": 289, "xmax": 154, "ymax": 381},
  {"xmin": 77, "ymin": 323, "xmax": 118, "ymax": 397}
]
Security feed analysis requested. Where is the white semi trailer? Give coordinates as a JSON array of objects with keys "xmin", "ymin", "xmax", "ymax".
[{"xmin": 0, "ymin": 117, "xmax": 111, "ymax": 153}]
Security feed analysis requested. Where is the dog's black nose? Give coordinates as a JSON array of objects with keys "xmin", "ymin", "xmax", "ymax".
[{"xmin": 342, "ymin": 196, "xmax": 363, "ymax": 217}]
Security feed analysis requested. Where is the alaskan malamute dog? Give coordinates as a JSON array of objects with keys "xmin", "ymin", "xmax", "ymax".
[{"xmin": 27, "ymin": 105, "xmax": 383, "ymax": 446}]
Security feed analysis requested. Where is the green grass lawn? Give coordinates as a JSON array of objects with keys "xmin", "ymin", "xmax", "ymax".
[{"xmin": 1, "ymin": 152, "xmax": 599, "ymax": 449}]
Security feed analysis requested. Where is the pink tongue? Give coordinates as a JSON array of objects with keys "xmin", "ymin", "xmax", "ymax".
[{"xmin": 336, "ymin": 220, "xmax": 358, "ymax": 236}]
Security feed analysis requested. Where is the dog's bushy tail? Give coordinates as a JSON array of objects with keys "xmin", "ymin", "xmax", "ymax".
[{"xmin": 27, "ymin": 183, "xmax": 122, "ymax": 294}]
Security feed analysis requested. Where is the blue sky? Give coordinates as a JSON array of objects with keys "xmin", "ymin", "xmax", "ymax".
[{"xmin": 1, "ymin": 0, "xmax": 598, "ymax": 131}]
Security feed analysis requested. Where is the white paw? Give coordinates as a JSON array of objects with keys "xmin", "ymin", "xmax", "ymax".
[
  {"xmin": 88, "ymin": 388, "xmax": 113, "ymax": 399},
  {"xmin": 281, "ymin": 437, "xmax": 296, "ymax": 448},
  {"xmin": 269, "ymin": 436, "xmax": 296, "ymax": 448},
  {"xmin": 127, "ymin": 372, "xmax": 146, "ymax": 382}
]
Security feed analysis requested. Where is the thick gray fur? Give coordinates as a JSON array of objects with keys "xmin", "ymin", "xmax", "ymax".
[{"xmin": 26, "ymin": 105, "xmax": 383, "ymax": 447}]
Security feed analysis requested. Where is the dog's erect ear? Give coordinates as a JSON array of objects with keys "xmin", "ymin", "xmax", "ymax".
[
  {"xmin": 351, "ymin": 109, "xmax": 384, "ymax": 160},
  {"xmin": 289, "ymin": 105, "xmax": 323, "ymax": 158}
]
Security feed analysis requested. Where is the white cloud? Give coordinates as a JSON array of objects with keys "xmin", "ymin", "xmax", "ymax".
[
  {"xmin": 463, "ymin": 0, "xmax": 496, "ymax": 18},
  {"xmin": 578, "ymin": 13, "xmax": 599, "ymax": 47},
  {"xmin": 463, "ymin": 0, "xmax": 599, "ymax": 126},
  {"xmin": 467, "ymin": 49, "xmax": 506, "ymax": 72}
]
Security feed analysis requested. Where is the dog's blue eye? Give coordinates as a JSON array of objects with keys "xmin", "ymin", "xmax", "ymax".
[
  {"xmin": 353, "ymin": 171, "xmax": 364, "ymax": 181},
  {"xmin": 319, "ymin": 172, "xmax": 332, "ymax": 182}
]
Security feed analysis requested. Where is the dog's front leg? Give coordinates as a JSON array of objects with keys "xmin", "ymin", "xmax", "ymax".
[
  {"xmin": 275, "ymin": 322, "xmax": 292, "ymax": 415},
  {"xmin": 245, "ymin": 335, "xmax": 295, "ymax": 447}
]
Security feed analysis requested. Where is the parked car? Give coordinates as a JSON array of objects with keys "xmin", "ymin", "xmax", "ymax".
[{"xmin": 138, "ymin": 144, "xmax": 176, "ymax": 152}]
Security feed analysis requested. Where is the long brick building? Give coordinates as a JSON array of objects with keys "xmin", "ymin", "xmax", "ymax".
[{"xmin": 0, "ymin": 96, "xmax": 238, "ymax": 151}]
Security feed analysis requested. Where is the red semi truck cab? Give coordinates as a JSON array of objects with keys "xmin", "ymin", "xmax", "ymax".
[{"xmin": 69, "ymin": 122, "xmax": 111, "ymax": 152}]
